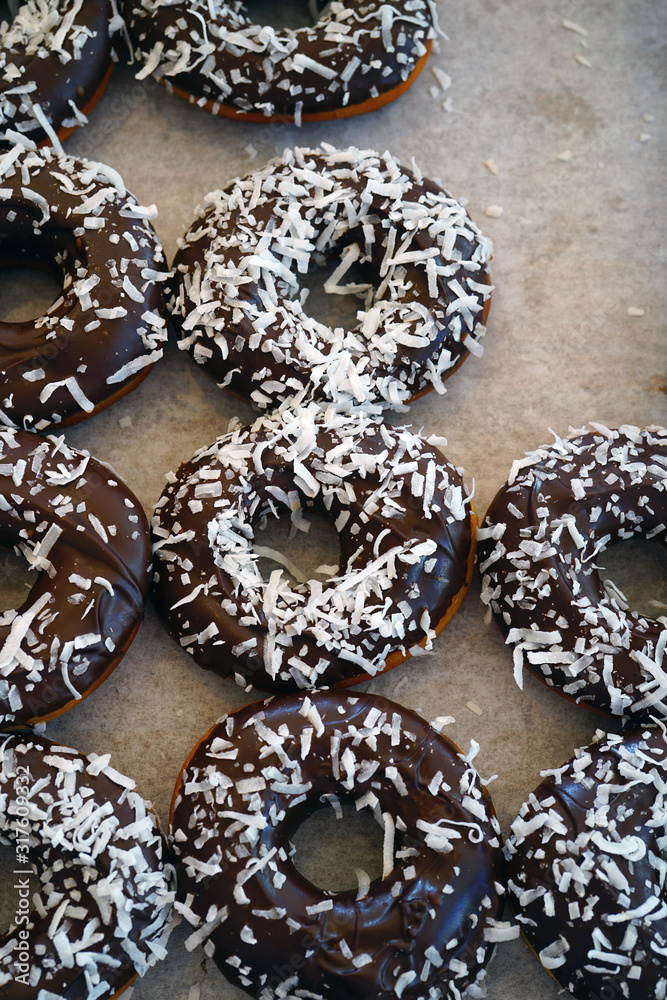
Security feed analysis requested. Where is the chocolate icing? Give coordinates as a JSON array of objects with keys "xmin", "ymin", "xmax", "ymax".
[
  {"xmin": 151, "ymin": 404, "xmax": 475, "ymax": 691},
  {"xmin": 170, "ymin": 145, "xmax": 492, "ymax": 414},
  {"xmin": 506, "ymin": 725, "xmax": 667, "ymax": 1000},
  {"xmin": 477, "ymin": 424, "xmax": 667, "ymax": 718},
  {"xmin": 0, "ymin": 427, "xmax": 152, "ymax": 726},
  {"xmin": 0, "ymin": 731, "xmax": 175, "ymax": 997},
  {"xmin": 0, "ymin": 0, "xmax": 120, "ymax": 145},
  {"xmin": 0, "ymin": 144, "xmax": 168, "ymax": 431},
  {"xmin": 127, "ymin": 0, "xmax": 438, "ymax": 121},
  {"xmin": 171, "ymin": 689, "xmax": 505, "ymax": 1000}
]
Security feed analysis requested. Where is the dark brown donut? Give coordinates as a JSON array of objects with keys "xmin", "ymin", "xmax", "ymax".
[
  {"xmin": 506, "ymin": 725, "xmax": 667, "ymax": 1000},
  {"xmin": 127, "ymin": 0, "xmax": 439, "ymax": 123},
  {"xmin": 0, "ymin": 731, "xmax": 175, "ymax": 997},
  {"xmin": 170, "ymin": 690, "xmax": 507, "ymax": 1000},
  {"xmin": 151, "ymin": 404, "xmax": 476, "ymax": 691},
  {"xmin": 0, "ymin": 144, "xmax": 168, "ymax": 431},
  {"xmin": 0, "ymin": 427, "xmax": 152, "ymax": 726},
  {"xmin": 169, "ymin": 145, "xmax": 492, "ymax": 414},
  {"xmin": 0, "ymin": 0, "xmax": 121, "ymax": 145},
  {"xmin": 477, "ymin": 424, "xmax": 667, "ymax": 719}
]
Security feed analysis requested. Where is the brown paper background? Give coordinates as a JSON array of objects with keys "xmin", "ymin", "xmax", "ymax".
[{"xmin": 4, "ymin": 0, "xmax": 666, "ymax": 996}]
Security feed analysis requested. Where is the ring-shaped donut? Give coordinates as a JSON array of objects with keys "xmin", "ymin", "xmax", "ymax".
[
  {"xmin": 0, "ymin": 427, "xmax": 152, "ymax": 726},
  {"xmin": 505, "ymin": 725, "xmax": 667, "ymax": 1000},
  {"xmin": 128, "ymin": 0, "xmax": 438, "ymax": 123},
  {"xmin": 151, "ymin": 404, "xmax": 476, "ymax": 691},
  {"xmin": 171, "ymin": 690, "xmax": 505, "ymax": 1000},
  {"xmin": 171, "ymin": 145, "xmax": 492, "ymax": 414},
  {"xmin": 1, "ymin": 0, "xmax": 121, "ymax": 145},
  {"xmin": 477, "ymin": 423, "xmax": 667, "ymax": 719},
  {"xmin": 0, "ymin": 731, "xmax": 175, "ymax": 997},
  {"xmin": 0, "ymin": 144, "xmax": 168, "ymax": 431}
]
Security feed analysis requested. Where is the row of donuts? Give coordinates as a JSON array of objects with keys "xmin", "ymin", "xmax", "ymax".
[
  {"xmin": 3, "ymin": 683, "xmax": 667, "ymax": 997},
  {"xmin": 0, "ymin": 141, "xmax": 491, "ymax": 431},
  {"xmin": 1, "ymin": 0, "xmax": 442, "ymax": 147}
]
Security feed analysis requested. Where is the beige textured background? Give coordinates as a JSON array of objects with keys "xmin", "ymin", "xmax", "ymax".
[{"xmin": 3, "ymin": 0, "xmax": 666, "ymax": 997}]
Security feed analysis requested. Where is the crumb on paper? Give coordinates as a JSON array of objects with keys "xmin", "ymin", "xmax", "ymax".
[
  {"xmin": 627, "ymin": 306, "xmax": 645, "ymax": 317},
  {"xmin": 442, "ymin": 96, "xmax": 454, "ymax": 113},
  {"xmin": 483, "ymin": 158, "xmax": 499, "ymax": 175},
  {"xmin": 642, "ymin": 112, "xmax": 654, "ymax": 122},
  {"xmin": 485, "ymin": 204, "xmax": 503, "ymax": 218},
  {"xmin": 188, "ymin": 987, "xmax": 201, "ymax": 1000},
  {"xmin": 430, "ymin": 66, "xmax": 452, "ymax": 92},
  {"xmin": 638, "ymin": 132, "xmax": 652, "ymax": 143},
  {"xmin": 574, "ymin": 52, "xmax": 592, "ymax": 67},
  {"xmin": 562, "ymin": 19, "xmax": 588, "ymax": 36},
  {"xmin": 466, "ymin": 701, "xmax": 483, "ymax": 716},
  {"xmin": 245, "ymin": 143, "xmax": 258, "ymax": 160},
  {"xmin": 176, "ymin": 709, "xmax": 184, "ymax": 717},
  {"xmin": 557, "ymin": 149, "xmax": 574, "ymax": 161},
  {"xmin": 429, "ymin": 85, "xmax": 440, "ymax": 99},
  {"xmin": 119, "ymin": 415, "xmax": 133, "ymax": 428}
]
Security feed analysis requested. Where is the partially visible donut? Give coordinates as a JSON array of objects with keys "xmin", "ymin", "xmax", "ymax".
[
  {"xmin": 170, "ymin": 689, "xmax": 507, "ymax": 1000},
  {"xmin": 0, "ymin": 731, "xmax": 175, "ymax": 997},
  {"xmin": 1, "ymin": 0, "xmax": 121, "ymax": 145},
  {"xmin": 505, "ymin": 725, "xmax": 667, "ymax": 1000},
  {"xmin": 0, "ymin": 144, "xmax": 168, "ymax": 431},
  {"xmin": 151, "ymin": 403, "xmax": 476, "ymax": 691},
  {"xmin": 170, "ymin": 145, "xmax": 492, "ymax": 413},
  {"xmin": 127, "ymin": 0, "xmax": 439, "ymax": 123},
  {"xmin": 477, "ymin": 424, "xmax": 667, "ymax": 719},
  {"xmin": 0, "ymin": 428, "xmax": 152, "ymax": 727}
]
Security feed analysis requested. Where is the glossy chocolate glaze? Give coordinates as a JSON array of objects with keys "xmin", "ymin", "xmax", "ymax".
[
  {"xmin": 0, "ymin": 428, "xmax": 152, "ymax": 725},
  {"xmin": 0, "ymin": 145, "xmax": 168, "ymax": 430},
  {"xmin": 0, "ymin": 732, "xmax": 175, "ymax": 997},
  {"xmin": 127, "ymin": 0, "xmax": 437, "ymax": 121},
  {"xmin": 0, "ymin": 0, "xmax": 119, "ymax": 144},
  {"xmin": 170, "ymin": 146, "xmax": 492, "ymax": 414},
  {"xmin": 171, "ymin": 690, "xmax": 505, "ymax": 1000},
  {"xmin": 477, "ymin": 425, "xmax": 667, "ymax": 718},
  {"xmin": 506, "ymin": 726, "xmax": 667, "ymax": 1000},
  {"xmin": 151, "ymin": 405, "xmax": 474, "ymax": 691}
]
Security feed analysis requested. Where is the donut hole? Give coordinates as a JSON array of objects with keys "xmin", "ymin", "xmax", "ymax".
[
  {"xmin": 600, "ymin": 537, "xmax": 667, "ymax": 620},
  {"xmin": 0, "ymin": 547, "xmax": 36, "ymax": 611},
  {"xmin": 255, "ymin": 507, "xmax": 341, "ymax": 584},
  {"xmin": 298, "ymin": 247, "xmax": 375, "ymax": 333},
  {"xmin": 290, "ymin": 801, "xmax": 385, "ymax": 893},
  {"xmin": 242, "ymin": 0, "xmax": 321, "ymax": 31},
  {"xmin": 0, "ymin": 259, "xmax": 64, "ymax": 324}
]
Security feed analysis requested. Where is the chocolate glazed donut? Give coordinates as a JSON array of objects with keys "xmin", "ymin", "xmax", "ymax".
[
  {"xmin": 171, "ymin": 690, "xmax": 507, "ymax": 1000},
  {"xmin": 0, "ymin": 732, "xmax": 175, "ymax": 997},
  {"xmin": 151, "ymin": 404, "xmax": 476, "ymax": 691},
  {"xmin": 478, "ymin": 423, "xmax": 667, "ymax": 719},
  {"xmin": 0, "ymin": 144, "xmax": 168, "ymax": 431},
  {"xmin": 170, "ymin": 145, "xmax": 492, "ymax": 414},
  {"xmin": 127, "ymin": 0, "xmax": 439, "ymax": 123},
  {"xmin": 0, "ymin": 428, "xmax": 152, "ymax": 726},
  {"xmin": 0, "ymin": 0, "xmax": 121, "ymax": 145},
  {"xmin": 506, "ymin": 725, "xmax": 667, "ymax": 1000}
]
